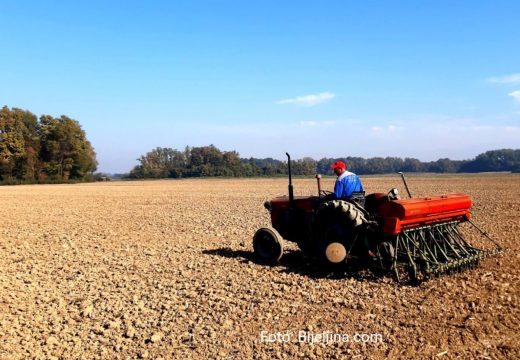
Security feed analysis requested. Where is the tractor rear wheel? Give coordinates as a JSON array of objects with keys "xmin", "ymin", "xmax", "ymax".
[
  {"xmin": 253, "ymin": 227, "xmax": 284, "ymax": 264},
  {"xmin": 312, "ymin": 200, "xmax": 367, "ymax": 266}
]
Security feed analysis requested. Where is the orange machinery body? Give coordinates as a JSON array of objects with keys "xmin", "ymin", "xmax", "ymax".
[
  {"xmin": 377, "ymin": 193, "xmax": 472, "ymax": 235},
  {"xmin": 268, "ymin": 196, "xmax": 320, "ymax": 241},
  {"xmin": 269, "ymin": 196, "xmax": 319, "ymax": 213}
]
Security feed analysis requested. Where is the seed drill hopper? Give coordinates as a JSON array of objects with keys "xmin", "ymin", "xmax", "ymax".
[{"xmin": 253, "ymin": 154, "xmax": 502, "ymax": 283}]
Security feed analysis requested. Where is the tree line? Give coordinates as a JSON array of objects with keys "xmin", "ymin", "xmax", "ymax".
[
  {"xmin": 0, "ymin": 106, "xmax": 97, "ymax": 184},
  {"xmin": 129, "ymin": 145, "xmax": 520, "ymax": 179},
  {"xmin": 2, "ymin": 105, "xmax": 517, "ymax": 184}
]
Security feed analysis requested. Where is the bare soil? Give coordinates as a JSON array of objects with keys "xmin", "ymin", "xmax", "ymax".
[{"xmin": 1, "ymin": 175, "xmax": 518, "ymax": 359}]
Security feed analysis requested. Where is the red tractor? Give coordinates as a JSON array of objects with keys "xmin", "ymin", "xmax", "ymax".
[{"xmin": 253, "ymin": 153, "xmax": 502, "ymax": 282}]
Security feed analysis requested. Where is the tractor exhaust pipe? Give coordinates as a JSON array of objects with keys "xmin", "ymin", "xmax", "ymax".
[
  {"xmin": 315, "ymin": 174, "xmax": 322, "ymax": 195},
  {"xmin": 286, "ymin": 153, "xmax": 294, "ymax": 204},
  {"xmin": 397, "ymin": 172, "xmax": 412, "ymax": 198}
]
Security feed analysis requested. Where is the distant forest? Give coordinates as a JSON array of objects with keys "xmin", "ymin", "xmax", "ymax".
[
  {"xmin": 2, "ymin": 106, "xmax": 519, "ymax": 185},
  {"xmin": 129, "ymin": 145, "xmax": 520, "ymax": 179},
  {"xmin": 0, "ymin": 106, "xmax": 97, "ymax": 184}
]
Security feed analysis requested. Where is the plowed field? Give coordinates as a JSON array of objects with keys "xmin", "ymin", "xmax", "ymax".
[{"xmin": 1, "ymin": 175, "xmax": 518, "ymax": 359}]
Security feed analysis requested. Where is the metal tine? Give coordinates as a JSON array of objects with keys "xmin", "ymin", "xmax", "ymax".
[
  {"xmin": 393, "ymin": 236, "xmax": 401, "ymax": 282},
  {"xmin": 429, "ymin": 229, "xmax": 451, "ymax": 262},
  {"xmin": 435, "ymin": 225, "xmax": 463, "ymax": 259},
  {"xmin": 446, "ymin": 224, "xmax": 475, "ymax": 256},
  {"xmin": 436, "ymin": 228, "xmax": 462, "ymax": 259},
  {"xmin": 418, "ymin": 229, "xmax": 439, "ymax": 264}
]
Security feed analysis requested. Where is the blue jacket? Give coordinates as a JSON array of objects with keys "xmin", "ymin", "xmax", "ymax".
[{"xmin": 334, "ymin": 171, "xmax": 364, "ymax": 199}]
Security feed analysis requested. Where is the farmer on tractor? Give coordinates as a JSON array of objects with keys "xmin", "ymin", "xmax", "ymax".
[{"xmin": 330, "ymin": 160, "xmax": 365, "ymax": 206}]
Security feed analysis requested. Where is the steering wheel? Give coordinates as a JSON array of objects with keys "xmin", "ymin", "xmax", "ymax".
[
  {"xmin": 320, "ymin": 190, "xmax": 335, "ymax": 200},
  {"xmin": 387, "ymin": 188, "xmax": 400, "ymax": 201}
]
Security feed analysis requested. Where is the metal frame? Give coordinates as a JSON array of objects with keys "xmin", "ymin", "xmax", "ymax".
[{"xmin": 391, "ymin": 220, "xmax": 502, "ymax": 282}]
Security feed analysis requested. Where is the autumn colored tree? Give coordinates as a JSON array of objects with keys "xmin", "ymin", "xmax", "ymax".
[
  {"xmin": 0, "ymin": 106, "xmax": 97, "ymax": 184},
  {"xmin": 0, "ymin": 106, "xmax": 26, "ymax": 180}
]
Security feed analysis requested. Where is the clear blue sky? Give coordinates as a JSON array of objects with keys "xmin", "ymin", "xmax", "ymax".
[{"xmin": 1, "ymin": 1, "xmax": 519, "ymax": 173}]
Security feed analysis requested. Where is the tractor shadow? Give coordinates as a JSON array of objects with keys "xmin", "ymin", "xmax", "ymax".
[{"xmin": 202, "ymin": 247, "xmax": 388, "ymax": 282}]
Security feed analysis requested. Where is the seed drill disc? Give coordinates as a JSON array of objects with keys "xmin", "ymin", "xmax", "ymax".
[{"xmin": 325, "ymin": 242, "xmax": 347, "ymax": 263}]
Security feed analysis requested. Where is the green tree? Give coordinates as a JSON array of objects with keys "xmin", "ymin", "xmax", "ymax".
[
  {"xmin": 39, "ymin": 115, "xmax": 97, "ymax": 180},
  {"xmin": 130, "ymin": 145, "xmax": 520, "ymax": 179},
  {"xmin": 460, "ymin": 149, "xmax": 520, "ymax": 172},
  {"xmin": 292, "ymin": 157, "xmax": 317, "ymax": 175},
  {"xmin": 403, "ymin": 158, "xmax": 423, "ymax": 172},
  {"xmin": 131, "ymin": 147, "xmax": 186, "ymax": 178},
  {"xmin": 17, "ymin": 108, "xmax": 41, "ymax": 181}
]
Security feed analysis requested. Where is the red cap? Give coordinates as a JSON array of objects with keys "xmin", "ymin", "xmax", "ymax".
[{"xmin": 330, "ymin": 161, "xmax": 346, "ymax": 170}]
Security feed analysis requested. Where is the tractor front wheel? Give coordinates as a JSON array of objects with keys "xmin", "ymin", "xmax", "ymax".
[{"xmin": 253, "ymin": 227, "xmax": 284, "ymax": 264}]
